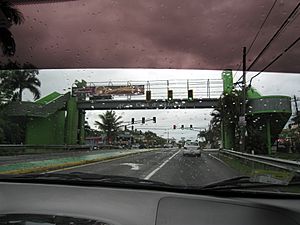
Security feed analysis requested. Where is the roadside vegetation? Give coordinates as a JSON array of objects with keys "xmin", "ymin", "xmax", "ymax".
[{"xmin": 0, "ymin": 61, "xmax": 40, "ymax": 144}]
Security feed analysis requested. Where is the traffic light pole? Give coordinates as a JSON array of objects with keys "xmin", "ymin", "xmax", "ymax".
[{"xmin": 240, "ymin": 47, "xmax": 247, "ymax": 153}]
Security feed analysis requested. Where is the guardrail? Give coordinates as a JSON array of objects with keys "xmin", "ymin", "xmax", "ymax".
[{"xmin": 220, "ymin": 149, "xmax": 300, "ymax": 173}]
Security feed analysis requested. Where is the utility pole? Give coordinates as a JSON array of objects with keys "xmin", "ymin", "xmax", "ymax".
[
  {"xmin": 294, "ymin": 95, "xmax": 299, "ymax": 115},
  {"xmin": 240, "ymin": 47, "xmax": 247, "ymax": 152}
]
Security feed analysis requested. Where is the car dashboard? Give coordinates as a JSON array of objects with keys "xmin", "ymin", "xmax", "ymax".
[{"xmin": 1, "ymin": 182, "xmax": 300, "ymax": 225}]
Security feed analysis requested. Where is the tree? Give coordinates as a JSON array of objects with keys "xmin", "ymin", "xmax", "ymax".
[
  {"xmin": 95, "ymin": 111, "xmax": 123, "ymax": 144},
  {"xmin": 208, "ymin": 90, "xmax": 242, "ymax": 149},
  {"xmin": 0, "ymin": 0, "xmax": 24, "ymax": 56},
  {"xmin": 84, "ymin": 120, "xmax": 102, "ymax": 137},
  {"xmin": 143, "ymin": 131, "xmax": 167, "ymax": 147},
  {"xmin": 291, "ymin": 113, "xmax": 300, "ymax": 126},
  {"xmin": 0, "ymin": 61, "xmax": 40, "ymax": 101},
  {"xmin": 0, "ymin": 104, "xmax": 25, "ymax": 144}
]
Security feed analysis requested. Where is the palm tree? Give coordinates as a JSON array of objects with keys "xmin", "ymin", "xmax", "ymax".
[
  {"xmin": 291, "ymin": 113, "xmax": 300, "ymax": 126},
  {"xmin": 0, "ymin": 61, "xmax": 40, "ymax": 101},
  {"xmin": 207, "ymin": 90, "xmax": 242, "ymax": 149},
  {"xmin": 0, "ymin": 0, "xmax": 24, "ymax": 56},
  {"xmin": 95, "ymin": 111, "xmax": 123, "ymax": 144}
]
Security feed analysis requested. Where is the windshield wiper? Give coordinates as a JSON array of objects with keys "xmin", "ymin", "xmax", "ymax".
[
  {"xmin": 199, "ymin": 176, "xmax": 257, "ymax": 190},
  {"xmin": 198, "ymin": 175, "xmax": 300, "ymax": 191},
  {"xmin": 1, "ymin": 173, "xmax": 299, "ymax": 192},
  {"xmin": 0, "ymin": 172, "xmax": 172, "ymax": 188}
]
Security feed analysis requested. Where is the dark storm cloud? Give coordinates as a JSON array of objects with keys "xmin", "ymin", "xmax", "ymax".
[{"xmin": 2, "ymin": 0, "xmax": 300, "ymax": 73}]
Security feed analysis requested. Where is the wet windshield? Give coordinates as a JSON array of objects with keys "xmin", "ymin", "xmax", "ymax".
[{"xmin": 0, "ymin": 0, "xmax": 300, "ymax": 194}]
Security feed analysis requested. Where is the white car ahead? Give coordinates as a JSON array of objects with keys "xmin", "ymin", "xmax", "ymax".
[{"xmin": 182, "ymin": 142, "xmax": 202, "ymax": 157}]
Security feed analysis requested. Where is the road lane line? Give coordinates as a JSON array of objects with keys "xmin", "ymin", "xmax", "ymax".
[
  {"xmin": 144, "ymin": 150, "xmax": 181, "ymax": 180},
  {"xmin": 208, "ymin": 153, "xmax": 228, "ymax": 166}
]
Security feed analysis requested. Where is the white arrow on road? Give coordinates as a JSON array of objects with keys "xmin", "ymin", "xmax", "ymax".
[{"xmin": 121, "ymin": 163, "xmax": 142, "ymax": 170}]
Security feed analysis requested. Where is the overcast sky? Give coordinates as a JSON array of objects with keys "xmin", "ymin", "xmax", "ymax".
[{"xmin": 22, "ymin": 69, "xmax": 300, "ymax": 141}]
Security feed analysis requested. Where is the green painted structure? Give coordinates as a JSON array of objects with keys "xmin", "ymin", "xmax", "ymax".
[
  {"xmin": 25, "ymin": 111, "xmax": 66, "ymax": 145},
  {"xmin": 25, "ymin": 92, "xmax": 66, "ymax": 145},
  {"xmin": 246, "ymin": 94, "xmax": 292, "ymax": 154},
  {"xmin": 221, "ymin": 70, "xmax": 292, "ymax": 154},
  {"xmin": 222, "ymin": 70, "xmax": 234, "ymax": 95},
  {"xmin": 65, "ymin": 96, "xmax": 79, "ymax": 145},
  {"xmin": 6, "ymin": 91, "xmax": 86, "ymax": 145},
  {"xmin": 221, "ymin": 70, "xmax": 235, "ymax": 150}
]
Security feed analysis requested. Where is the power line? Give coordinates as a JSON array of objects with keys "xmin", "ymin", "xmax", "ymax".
[
  {"xmin": 234, "ymin": 0, "xmax": 278, "ymax": 81},
  {"xmin": 248, "ymin": 36, "xmax": 300, "ymax": 85},
  {"xmin": 233, "ymin": 64, "xmax": 241, "ymax": 80},
  {"xmin": 288, "ymin": 6, "xmax": 300, "ymax": 24},
  {"xmin": 247, "ymin": 0, "xmax": 278, "ymax": 56},
  {"xmin": 247, "ymin": 1, "xmax": 300, "ymax": 71}
]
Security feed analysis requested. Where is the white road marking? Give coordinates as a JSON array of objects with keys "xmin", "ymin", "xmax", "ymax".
[
  {"xmin": 208, "ymin": 153, "xmax": 228, "ymax": 166},
  {"xmin": 144, "ymin": 150, "xmax": 181, "ymax": 180},
  {"xmin": 45, "ymin": 155, "xmax": 133, "ymax": 174},
  {"xmin": 121, "ymin": 163, "xmax": 142, "ymax": 170}
]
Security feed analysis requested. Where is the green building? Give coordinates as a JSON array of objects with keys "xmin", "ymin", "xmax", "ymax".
[
  {"xmin": 6, "ymin": 92, "xmax": 85, "ymax": 145},
  {"xmin": 221, "ymin": 70, "xmax": 292, "ymax": 154}
]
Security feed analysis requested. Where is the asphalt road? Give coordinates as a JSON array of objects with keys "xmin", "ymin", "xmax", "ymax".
[{"xmin": 54, "ymin": 148, "xmax": 238, "ymax": 186}]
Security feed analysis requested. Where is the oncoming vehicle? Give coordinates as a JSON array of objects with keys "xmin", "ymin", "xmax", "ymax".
[{"xmin": 183, "ymin": 141, "xmax": 202, "ymax": 157}]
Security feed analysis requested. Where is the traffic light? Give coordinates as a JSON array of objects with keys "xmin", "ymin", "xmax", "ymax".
[
  {"xmin": 124, "ymin": 125, "xmax": 127, "ymax": 130},
  {"xmin": 131, "ymin": 125, "xmax": 134, "ymax": 131},
  {"xmin": 153, "ymin": 117, "xmax": 156, "ymax": 123},
  {"xmin": 181, "ymin": 125, "xmax": 184, "ymax": 129},
  {"xmin": 188, "ymin": 90, "xmax": 193, "ymax": 100},
  {"xmin": 168, "ymin": 90, "xmax": 173, "ymax": 100},
  {"xmin": 142, "ymin": 117, "xmax": 145, "ymax": 124},
  {"xmin": 131, "ymin": 118, "xmax": 134, "ymax": 124},
  {"xmin": 146, "ymin": 90, "xmax": 151, "ymax": 101},
  {"xmin": 190, "ymin": 124, "xmax": 193, "ymax": 129},
  {"xmin": 173, "ymin": 125, "xmax": 176, "ymax": 129}
]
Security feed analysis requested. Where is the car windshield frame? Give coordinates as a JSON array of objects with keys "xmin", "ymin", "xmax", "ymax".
[{"xmin": 0, "ymin": 0, "xmax": 300, "ymax": 195}]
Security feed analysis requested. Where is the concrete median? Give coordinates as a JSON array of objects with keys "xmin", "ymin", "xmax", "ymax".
[{"xmin": 0, "ymin": 148, "xmax": 160, "ymax": 175}]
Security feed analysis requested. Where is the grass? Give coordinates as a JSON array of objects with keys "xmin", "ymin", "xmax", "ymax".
[
  {"xmin": 219, "ymin": 154, "xmax": 252, "ymax": 176},
  {"xmin": 271, "ymin": 152, "xmax": 300, "ymax": 161},
  {"xmin": 217, "ymin": 153, "xmax": 300, "ymax": 193},
  {"xmin": 218, "ymin": 153, "xmax": 294, "ymax": 180}
]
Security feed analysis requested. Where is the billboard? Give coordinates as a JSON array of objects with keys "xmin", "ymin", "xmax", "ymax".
[
  {"xmin": 72, "ymin": 87, "xmax": 95, "ymax": 95},
  {"xmin": 73, "ymin": 85, "xmax": 144, "ymax": 97},
  {"xmin": 95, "ymin": 85, "xmax": 144, "ymax": 96}
]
